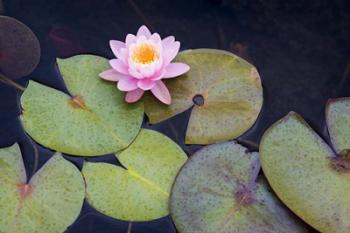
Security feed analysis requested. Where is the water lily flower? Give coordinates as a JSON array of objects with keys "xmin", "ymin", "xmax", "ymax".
[{"xmin": 99, "ymin": 25, "xmax": 190, "ymax": 104}]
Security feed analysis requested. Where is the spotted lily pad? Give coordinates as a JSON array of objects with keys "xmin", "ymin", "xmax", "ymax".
[
  {"xmin": 170, "ymin": 142, "xmax": 307, "ymax": 233},
  {"xmin": 0, "ymin": 16, "xmax": 40, "ymax": 79},
  {"xmin": 21, "ymin": 55, "xmax": 144, "ymax": 156},
  {"xmin": 82, "ymin": 129, "xmax": 187, "ymax": 221},
  {"xmin": 144, "ymin": 49, "xmax": 263, "ymax": 144},
  {"xmin": 0, "ymin": 144, "xmax": 85, "ymax": 233},
  {"xmin": 260, "ymin": 111, "xmax": 350, "ymax": 232},
  {"xmin": 326, "ymin": 97, "xmax": 350, "ymax": 153}
]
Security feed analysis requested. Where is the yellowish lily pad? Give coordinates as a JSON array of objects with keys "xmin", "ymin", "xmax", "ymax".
[
  {"xmin": 21, "ymin": 55, "xmax": 144, "ymax": 156},
  {"xmin": 144, "ymin": 49, "xmax": 263, "ymax": 144},
  {"xmin": 326, "ymin": 97, "xmax": 350, "ymax": 153},
  {"xmin": 170, "ymin": 142, "xmax": 307, "ymax": 233},
  {"xmin": 260, "ymin": 112, "xmax": 350, "ymax": 233},
  {"xmin": 0, "ymin": 144, "xmax": 85, "ymax": 233},
  {"xmin": 82, "ymin": 129, "xmax": 187, "ymax": 221}
]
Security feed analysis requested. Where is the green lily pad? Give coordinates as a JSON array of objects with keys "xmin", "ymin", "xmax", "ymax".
[
  {"xmin": 21, "ymin": 55, "xmax": 144, "ymax": 156},
  {"xmin": 0, "ymin": 144, "xmax": 85, "ymax": 233},
  {"xmin": 144, "ymin": 49, "xmax": 263, "ymax": 145},
  {"xmin": 82, "ymin": 129, "xmax": 187, "ymax": 221},
  {"xmin": 260, "ymin": 112, "xmax": 350, "ymax": 233},
  {"xmin": 0, "ymin": 16, "xmax": 40, "ymax": 79},
  {"xmin": 326, "ymin": 97, "xmax": 350, "ymax": 153},
  {"xmin": 170, "ymin": 142, "xmax": 307, "ymax": 233}
]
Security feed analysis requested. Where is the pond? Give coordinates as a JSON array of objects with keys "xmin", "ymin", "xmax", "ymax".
[{"xmin": 1, "ymin": 0, "xmax": 350, "ymax": 233}]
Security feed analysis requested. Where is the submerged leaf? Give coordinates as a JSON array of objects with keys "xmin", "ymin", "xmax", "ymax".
[
  {"xmin": 144, "ymin": 49, "xmax": 263, "ymax": 144},
  {"xmin": 0, "ymin": 144, "xmax": 85, "ymax": 233},
  {"xmin": 326, "ymin": 97, "xmax": 350, "ymax": 153},
  {"xmin": 260, "ymin": 112, "xmax": 350, "ymax": 233},
  {"xmin": 83, "ymin": 129, "xmax": 187, "ymax": 221},
  {"xmin": 21, "ymin": 55, "xmax": 144, "ymax": 156},
  {"xmin": 170, "ymin": 142, "xmax": 307, "ymax": 233},
  {"xmin": 0, "ymin": 16, "xmax": 40, "ymax": 79}
]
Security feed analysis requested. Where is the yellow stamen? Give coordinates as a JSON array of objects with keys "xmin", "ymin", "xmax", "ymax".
[{"xmin": 132, "ymin": 43, "xmax": 158, "ymax": 64}]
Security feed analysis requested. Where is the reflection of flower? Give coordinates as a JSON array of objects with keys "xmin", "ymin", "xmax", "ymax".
[{"xmin": 100, "ymin": 25, "xmax": 190, "ymax": 104}]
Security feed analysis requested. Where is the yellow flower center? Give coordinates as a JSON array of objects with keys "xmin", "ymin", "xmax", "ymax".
[{"xmin": 132, "ymin": 43, "xmax": 159, "ymax": 64}]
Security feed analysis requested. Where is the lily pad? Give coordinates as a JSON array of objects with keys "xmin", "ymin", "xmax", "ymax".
[
  {"xmin": 170, "ymin": 142, "xmax": 307, "ymax": 233},
  {"xmin": 0, "ymin": 16, "xmax": 40, "ymax": 79},
  {"xmin": 260, "ymin": 111, "xmax": 350, "ymax": 233},
  {"xmin": 326, "ymin": 97, "xmax": 350, "ymax": 153},
  {"xmin": 82, "ymin": 129, "xmax": 187, "ymax": 221},
  {"xmin": 21, "ymin": 55, "xmax": 144, "ymax": 156},
  {"xmin": 144, "ymin": 49, "xmax": 263, "ymax": 145},
  {"xmin": 0, "ymin": 144, "xmax": 85, "ymax": 233}
]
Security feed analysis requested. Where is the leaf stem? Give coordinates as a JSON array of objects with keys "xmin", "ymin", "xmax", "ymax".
[
  {"xmin": 0, "ymin": 73, "xmax": 26, "ymax": 91},
  {"xmin": 339, "ymin": 62, "xmax": 350, "ymax": 89},
  {"xmin": 127, "ymin": 0, "xmax": 154, "ymax": 31},
  {"xmin": 28, "ymin": 138, "xmax": 39, "ymax": 175},
  {"xmin": 236, "ymin": 139, "xmax": 259, "ymax": 151},
  {"xmin": 127, "ymin": 222, "xmax": 132, "ymax": 233}
]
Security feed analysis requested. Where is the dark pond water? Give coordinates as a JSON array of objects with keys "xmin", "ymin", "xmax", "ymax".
[{"xmin": 1, "ymin": 0, "xmax": 350, "ymax": 232}]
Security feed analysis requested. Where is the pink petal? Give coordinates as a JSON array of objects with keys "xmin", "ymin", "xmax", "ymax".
[
  {"xmin": 99, "ymin": 69, "xmax": 128, "ymax": 81},
  {"xmin": 128, "ymin": 66, "xmax": 143, "ymax": 79},
  {"xmin": 136, "ymin": 35, "xmax": 147, "ymax": 43},
  {"xmin": 110, "ymin": 40, "xmax": 125, "ymax": 58},
  {"xmin": 125, "ymin": 89, "xmax": 144, "ymax": 103},
  {"xmin": 137, "ymin": 79, "xmax": 155, "ymax": 90},
  {"xmin": 126, "ymin": 34, "xmax": 137, "ymax": 47},
  {"xmin": 163, "ymin": 63, "xmax": 190, "ymax": 78},
  {"xmin": 110, "ymin": 59, "xmax": 129, "ymax": 75},
  {"xmin": 162, "ymin": 41, "xmax": 180, "ymax": 66},
  {"xmin": 162, "ymin": 36, "xmax": 175, "ymax": 48},
  {"xmin": 151, "ymin": 69, "xmax": 166, "ymax": 81},
  {"xmin": 117, "ymin": 77, "xmax": 138, "ymax": 91},
  {"xmin": 119, "ymin": 48, "xmax": 129, "ymax": 64},
  {"xmin": 149, "ymin": 33, "xmax": 161, "ymax": 44},
  {"xmin": 136, "ymin": 25, "xmax": 152, "ymax": 38},
  {"xmin": 139, "ymin": 63, "xmax": 157, "ymax": 77},
  {"xmin": 151, "ymin": 81, "xmax": 171, "ymax": 104}
]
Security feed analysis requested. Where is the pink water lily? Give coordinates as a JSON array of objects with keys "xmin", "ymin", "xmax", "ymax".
[{"xmin": 99, "ymin": 25, "xmax": 190, "ymax": 104}]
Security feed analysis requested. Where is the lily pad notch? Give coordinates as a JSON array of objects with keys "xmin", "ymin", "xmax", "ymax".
[
  {"xmin": 170, "ymin": 141, "xmax": 307, "ymax": 233},
  {"xmin": 144, "ymin": 49, "xmax": 263, "ymax": 145},
  {"xmin": 260, "ymin": 98, "xmax": 350, "ymax": 233},
  {"xmin": 20, "ymin": 55, "xmax": 144, "ymax": 156},
  {"xmin": 0, "ymin": 144, "xmax": 85, "ymax": 233},
  {"xmin": 82, "ymin": 129, "xmax": 187, "ymax": 222}
]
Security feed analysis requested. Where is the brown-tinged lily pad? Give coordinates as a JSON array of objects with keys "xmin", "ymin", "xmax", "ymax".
[
  {"xmin": 21, "ymin": 55, "xmax": 144, "ymax": 156},
  {"xmin": 0, "ymin": 144, "xmax": 85, "ymax": 233},
  {"xmin": 0, "ymin": 16, "xmax": 40, "ymax": 79},
  {"xmin": 260, "ymin": 111, "xmax": 350, "ymax": 233},
  {"xmin": 82, "ymin": 129, "xmax": 187, "ymax": 221},
  {"xmin": 170, "ymin": 142, "xmax": 307, "ymax": 233},
  {"xmin": 144, "ymin": 49, "xmax": 263, "ymax": 145}
]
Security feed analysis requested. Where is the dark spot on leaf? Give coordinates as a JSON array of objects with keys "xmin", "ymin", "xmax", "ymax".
[
  {"xmin": 340, "ymin": 149, "xmax": 350, "ymax": 158},
  {"xmin": 192, "ymin": 94, "xmax": 204, "ymax": 106},
  {"xmin": 330, "ymin": 149, "xmax": 350, "ymax": 173},
  {"xmin": 17, "ymin": 183, "xmax": 33, "ymax": 199},
  {"xmin": 234, "ymin": 187, "xmax": 255, "ymax": 207},
  {"xmin": 69, "ymin": 95, "xmax": 90, "ymax": 111}
]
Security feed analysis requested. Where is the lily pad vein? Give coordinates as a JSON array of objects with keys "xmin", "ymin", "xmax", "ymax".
[{"xmin": 127, "ymin": 168, "xmax": 169, "ymax": 197}]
